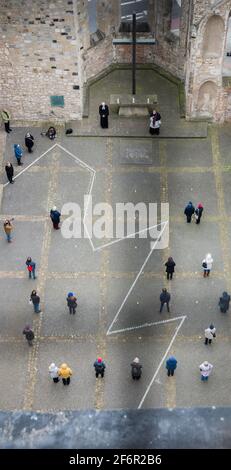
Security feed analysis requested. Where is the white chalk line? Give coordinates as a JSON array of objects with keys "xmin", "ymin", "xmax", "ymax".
[
  {"xmin": 3, "ymin": 143, "xmax": 57, "ymax": 187},
  {"xmin": 107, "ymin": 315, "xmax": 186, "ymax": 335},
  {"xmin": 106, "ymin": 221, "xmax": 168, "ymax": 335},
  {"xmin": 138, "ymin": 315, "xmax": 186, "ymax": 409}
]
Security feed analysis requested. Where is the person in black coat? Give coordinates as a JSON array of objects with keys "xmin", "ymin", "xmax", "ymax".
[
  {"xmin": 219, "ymin": 291, "xmax": 230, "ymax": 313},
  {"xmin": 66, "ymin": 293, "xmax": 77, "ymax": 315},
  {"xmin": 25, "ymin": 132, "xmax": 34, "ymax": 153},
  {"xmin": 160, "ymin": 288, "xmax": 171, "ymax": 313},
  {"xmin": 23, "ymin": 325, "xmax": 34, "ymax": 346},
  {"xmin": 195, "ymin": 203, "xmax": 204, "ymax": 224},
  {"xmin": 50, "ymin": 206, "xmax": 61, "ymax": 229},
  {"xmin": 184, "ymin": 201, "xmax": 195, "ymax": 223},
  {"xmin": 131, "ymin": 357, "xmax": 142, "ymax": 380},
  {"xmin": 94, "ymin": 357, "xmax": 106, "ymax": 378},
  {"xmin": 165, "ymin": 257, "xmax": 176, "ymax": 280},
  {"xmin": 5, "ymin": 162, "xmax": 14, "ymax": 184},
  {"xmin": 99, "ymin": 102, "xmax": 109, "ymax": 129}
]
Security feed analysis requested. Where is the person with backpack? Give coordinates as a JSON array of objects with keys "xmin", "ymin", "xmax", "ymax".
[
  {"xmin": 195, "ymin": 203, "xmax": 204, "ymax": 225},
  {"xmin": 204, "ymin": 324, "xmax": 216, "ymax": 345},
  {"xmin": 26, "ymin": 257, "xmax": 36, "ymax": 279},
  {"xmin": 219, "ymin": 291, "xmax": 230, "ymax": 313},
  {"xmin": 3, "ymin": 219, "xmax": 13, "ymax": 243},
  {"xmin": 202, "ymin": 253, "xmax": 213, "ymax": 277},
  {"xmin": 131, "ymin": 357, "xmax": 142, "ymax": 380},
  {"xmin": 23, "ymin": 325, "xmax": 34, "ymax": 346},
  {"xmin": 66, "ymin": 292, "xmax": 77, "ymax": 315},
  {"xmin": 166, "ymin": 356, "xmax": 177, "ymax": 376},
  {"xmin": 149, "ymin": 110, "xmax": 161, "ymax": 135},
  {"xmin": 94, "ymin": 357, "xmax": 106, "ymax": 378}
]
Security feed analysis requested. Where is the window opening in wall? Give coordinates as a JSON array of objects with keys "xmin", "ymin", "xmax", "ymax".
[
  {"xmin": 88, "ymin": 0, "xmax": 105, "ymax": 46},
  {"xmin": 170, "ymin": 0, "xmax": 181, "ymax": 37},
  {"xmin": 119, "ymin": 0, "xmax": 150, "ymax": 33},
  {"xmin": 223, "ymin": 12, "xmax": 231, "ymax": 76}
]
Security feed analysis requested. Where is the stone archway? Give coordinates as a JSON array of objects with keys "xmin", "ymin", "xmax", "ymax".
[
  {"xmin": 197, "ymin": 81, "xmax": 217, "ymax": 116},
  {"xmin": 202, "ymin": 15, "xmax": 225, "ymax": 58}
]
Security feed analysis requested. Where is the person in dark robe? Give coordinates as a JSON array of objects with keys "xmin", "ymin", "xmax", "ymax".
[
  {"xmin": 25, "ymin": 132, "xmax": 34, "ymax": 153},
  {"xmin": 5, "ymin": 162, "xmax": 14, "ymax": 184},
  {"xmin": 219, "ymin": 291, "xmax": 231, "ymax": 313},
  {"xmin": 149, "ymin": 110, "xmax": 161, "ymax": 135},
  {"xmin": 99, "ymin": 102, "xmax": 109, "ymax": 129}
]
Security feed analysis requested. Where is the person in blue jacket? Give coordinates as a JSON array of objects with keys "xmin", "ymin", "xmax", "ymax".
[
  {"xmin": 14, "ymin": 144, "xmax": 23, "ymax": 166},
  {"xmin": 166, "ymin": 356, "xmax": 177, "ymax": 377}
]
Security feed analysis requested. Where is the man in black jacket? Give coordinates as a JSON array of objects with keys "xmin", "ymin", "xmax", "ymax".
[
  {"xmin": 5, "ymin": 162, "xmax": 14, "ymax": 184},
  {"xmin": 160, "ymin": 288, "xmax": 171, "ymax": 313},
  {"xmin": 131, "ymin": 357, "xmax": 142, "ymax": 380},
  {"xmin": 23, "ymin": 325, "xmax": 34, "ymax": 346}
]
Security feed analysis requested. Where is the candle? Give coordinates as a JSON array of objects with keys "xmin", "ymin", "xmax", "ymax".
[
  {"xmin": 132, "ymin": 97, "xmax": 135, "ymax": 103},
  {"xmin": 117, "ymin": 98, "xmax": 120, "ymax": 104},
  {"xmin": 147, "ymin": 98, "xmax": 150, "ymax": 103}
]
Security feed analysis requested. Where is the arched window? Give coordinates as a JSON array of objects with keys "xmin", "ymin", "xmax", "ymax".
[
  {"xmin": 202, "ymin": 15, "xmax": 224, "ymax": 58},
  {"xmin": 197, "ymin": 81, "xmax": 217, "ymax": 116}
]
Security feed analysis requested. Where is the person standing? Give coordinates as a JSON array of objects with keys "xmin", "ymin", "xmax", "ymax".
[
  {"xmin": 5, "ymin": 162, "xmax": 14, "ymax": 184},
  {"xmin": 25, "ymin": 132, "xmax": 34, "ymax": 153},
  {"xmin": 66, "ymin": 293, "xmax": 77, "ymax": 315},
  {"xmin": 160, "ymin": 288, "xmax": 171, "ymax": 313},
  {"xmin": 149, "ymin": 110, "xmax": 161, "ymax": 135},
  {"xmin": 166, "ymin": 356, "xmax": 177, "ymax": 376},
  {"xmin": 1, "ymin": 109, "xmax": 12, "ymax": 133},
  {"xmin": 219, "ymin": 291, "xmax": 230, "ymax": 313},
  {"xmin": 165, "ymin": 257, "xmax": 176, "ymax": 280},
  {"xmin": 14, "ymin": 144, "xmax": 23, "ymax": 166},
  {"xmin": 130, "ymin": 357, "xmax": 142, "ymax": 380},
  {"xmin": 50, "ymin": 206, "xmax": 61, "ymax": 230},
  {"xmin": 30, "ymin": 290, "xmax": 41, "ymax": 313},
  {"xmin": 184, "ymin": 201, "xmax": 195, "ymax": 223},
  {"xmin": 58, "ymin": 363, "xmax": 72, "ymax": 385},
  {"xmin": 94, "ymin": 357, "xmax": 106, "ymax": 378},
  {"xmin": 199, "ymin": 361, "xmax": 213, "ymax": 381},
  {"xmin": 99, "ymin": 102, "xmax": 109, "ymax": 129},
  {"xmin": 49, "ymin": 363, "xmax": 60, "ymax": 383},
  {"xmin": 195, "ymin": 203, "xmax": 204, "ymax": 225},
  {"xmin": 204, "ymin": 324, "xmax": 216, "ymax": 345},
  {"xmin": 3, "ymin": 219, "xmax": 13, "ymax": 243},
  {"xmin": 23, "ymin": 325, "xmax": 34, "ymax": 346},
  {"xmin": 26, "ymin": 257, "xmax": 36, "ymax": 279},
  {"xmin": 202, "ymin": 253, "xmax": 213, "ymax": 277}
]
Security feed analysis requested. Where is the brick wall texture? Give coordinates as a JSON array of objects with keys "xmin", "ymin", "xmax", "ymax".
[{"xmin": 1, "ymin": 0, "xmax": 231, "ymax": 123}]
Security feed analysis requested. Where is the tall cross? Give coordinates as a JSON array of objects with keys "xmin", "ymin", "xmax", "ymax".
[{"xmin": 113, "ymin": 13, "xmax": 156, "ymax": 95}]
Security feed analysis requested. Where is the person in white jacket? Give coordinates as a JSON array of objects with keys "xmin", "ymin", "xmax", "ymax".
[
  {"xmin": 49, "ymin": 363, "xmax": 60, "ymax": 383},
  {"xmin": 204, "ymin": 324, "xmax": 216, "ymax": 345},
  {"xmin": 199, "ymin": 361, "xmax": 213, "ymax": 381},
  {"xmin": 202, "ymin": 253, "xmax": 213, "ymax": 277}
]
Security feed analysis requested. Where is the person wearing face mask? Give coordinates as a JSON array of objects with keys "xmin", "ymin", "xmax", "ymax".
[{"xmin": 99, "ymin": 102, "xmax": 109, "ymax": 129}]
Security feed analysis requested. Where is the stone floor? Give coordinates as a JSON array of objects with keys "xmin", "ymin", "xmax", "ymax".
[{"xmin": 1, "ymin": 71, "xmax": 231, "ymax": 413}]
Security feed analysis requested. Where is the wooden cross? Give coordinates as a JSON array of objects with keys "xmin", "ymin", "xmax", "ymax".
[{"xmin": 113, "ymin": 13, "xmax": 156, "ymax": 95}]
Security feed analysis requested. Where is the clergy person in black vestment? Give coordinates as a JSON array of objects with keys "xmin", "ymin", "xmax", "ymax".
[{"xmin": 99, "ymin": 102, "xmax": 109, "ymax": 129}]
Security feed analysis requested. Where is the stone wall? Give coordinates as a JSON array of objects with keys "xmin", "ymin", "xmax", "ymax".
[
  {"xmin": 0, "ymin": 0, "xmax": 81, "ymax": 123},
  {"xmin": 185, "ymin": 0, "xmax": 231, "ymax": 122}
]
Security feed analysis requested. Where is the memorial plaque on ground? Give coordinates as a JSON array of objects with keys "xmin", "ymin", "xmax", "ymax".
[{"xmin": 119, "ymin": 140, "xmax": 154, "ymax": 165}]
